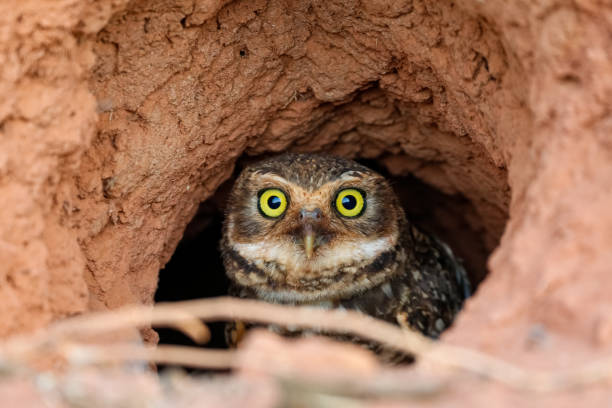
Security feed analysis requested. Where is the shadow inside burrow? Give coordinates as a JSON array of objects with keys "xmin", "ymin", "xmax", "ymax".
[{"xmin": 154, "ymin": 155, "xmax": 494, "ymax": 373}]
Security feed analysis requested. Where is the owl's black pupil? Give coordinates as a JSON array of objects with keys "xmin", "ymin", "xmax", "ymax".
[
  {"xmin": 342, "ymin": 195, "xmax": 357, "ymax": 210},
  {"xmin": 268, "ymin": 195, "xmax": 281, "ymax": 209}
]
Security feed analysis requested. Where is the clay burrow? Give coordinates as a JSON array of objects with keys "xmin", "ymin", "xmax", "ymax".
[
  {"xmin": 82, "ymin": 0, "xmax": 513, "ymax": 346},
  {"xmin": 2, "ymin": 0, "xmax": 516, "ymax": 343},
  {"xmin": 5, "ymin": 0, "xmax": 612, "ymax": 405},
  {"xmin": 5, "ymin": 0, "xmax": 612, "ymax": 396},
  {"xmin": 79, "ymin": 0, "xmax": 515, "ymax": 353}
]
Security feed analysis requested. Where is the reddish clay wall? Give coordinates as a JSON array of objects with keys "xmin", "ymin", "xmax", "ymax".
[{"xmin": 1, "ymin": 0, "xmax": 612, "ymax": 391}]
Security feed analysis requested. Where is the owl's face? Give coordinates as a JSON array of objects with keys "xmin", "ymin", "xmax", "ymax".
[{"xmin": 222, "ymin": 154, "xmax": 406, "ymax": 303}]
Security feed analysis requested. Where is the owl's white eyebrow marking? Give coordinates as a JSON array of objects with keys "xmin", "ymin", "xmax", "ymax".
[
  {"xmin": 336, "ymin": 176, "xmax": 362, "ymax": 184},
  {"xmin": 255, "ymin": 173, "xmax": 290, "ymax": 185},
  {"xmin": 253, "ymin": 171, "xmax": 364, "ymax": 195},
  {"xmin": 338, "ymin": 171, "xmax": 365, "ymax": 181}
]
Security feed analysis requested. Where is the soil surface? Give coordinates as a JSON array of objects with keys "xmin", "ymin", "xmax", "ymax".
[{"xmin": 1, "ymin": 0, "xmax": 612, "ymax": 406}]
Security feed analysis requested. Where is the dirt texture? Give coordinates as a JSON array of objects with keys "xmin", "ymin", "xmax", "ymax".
[{"xmin": 1, "ymin": 0, "xmax": 612, "ymax": 405}]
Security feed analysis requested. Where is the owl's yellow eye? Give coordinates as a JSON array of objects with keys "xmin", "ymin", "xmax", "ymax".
[
  {"xmin": 258, "ymin": 188, "xmax": 288, "ymax": 218},
  {"xmin": 335, "ymin": 188, "xmax": 366, "ymax": 218}
]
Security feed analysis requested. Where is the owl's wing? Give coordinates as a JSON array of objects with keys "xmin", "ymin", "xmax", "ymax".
[
  {"xmin": 394, "ymin": 225, "xmax": 470, "ymax": 338},
  {"xmin": 434, "ymin": 236, "xmax": 472, "ymax": 299}
]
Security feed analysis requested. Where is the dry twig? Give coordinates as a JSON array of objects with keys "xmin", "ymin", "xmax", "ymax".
[
  {"xmin": 1, "ymin": 297, "xmax": 611, "ymax": 392},
  {"xmin": 60, "ymin": 343, "xmax": 235, "ymax": 370}
]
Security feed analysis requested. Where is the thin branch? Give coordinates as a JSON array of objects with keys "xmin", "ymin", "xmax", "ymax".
[
  {"xmin": 1, "ymin": 297, "xmax": 611, "ymax": 392},
  {"xmin": 60, "ymin": 343, "xmax": 236, "ymax": 370},
  {"xmin": 2, "ymin": 306, "xmax": 210, "ymax": 358}
]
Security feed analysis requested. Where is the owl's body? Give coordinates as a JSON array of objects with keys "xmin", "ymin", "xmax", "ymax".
[{"xmin": 221, "ymin": 154, "xmax": 469, "ymax": 360}]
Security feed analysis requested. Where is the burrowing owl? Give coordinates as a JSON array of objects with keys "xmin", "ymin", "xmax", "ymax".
[{"xmin": 221, "ymin": 153, "xmax": 470, "ymax": 360}]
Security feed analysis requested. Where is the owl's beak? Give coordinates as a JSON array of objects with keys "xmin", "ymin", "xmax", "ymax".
[
  {"xmin": 300, "ymin": 208, "xmax": 322, "ymax": 259},
  {"xmin": 303, "ymin": 225, "xmax": 315, "ymax": 259}
]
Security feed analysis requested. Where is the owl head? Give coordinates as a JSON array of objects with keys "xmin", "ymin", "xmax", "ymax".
[{"xmin": 221, "ymin": 154, "xmax": 407, "ymax": 303}]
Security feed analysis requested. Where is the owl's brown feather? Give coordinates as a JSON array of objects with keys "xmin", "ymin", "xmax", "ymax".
[{"xmin": 221, "ymin": 153, "xmax": 469, "ymax": 362}]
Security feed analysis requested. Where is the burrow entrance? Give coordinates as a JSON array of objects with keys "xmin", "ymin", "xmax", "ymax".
[
  {"xmin": 154, "ymin": 154, "xmax": 506, "ymax": 366},
  {"xmin": 85, "ymin": 0, "xmax": 517, "ymax": 370}
]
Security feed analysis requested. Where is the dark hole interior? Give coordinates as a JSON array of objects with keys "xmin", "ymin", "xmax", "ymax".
[{"xmin": 154, "ymin": 155, "xmax": 493, "ymax": 372}]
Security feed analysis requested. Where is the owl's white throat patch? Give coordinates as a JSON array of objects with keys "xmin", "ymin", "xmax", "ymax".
[{"xmin": 231, "ymin": 235, "xmax": 396, "ymax": 277}]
